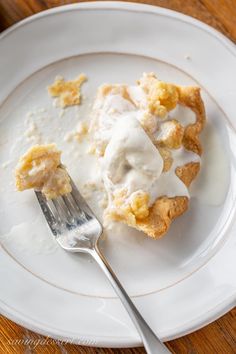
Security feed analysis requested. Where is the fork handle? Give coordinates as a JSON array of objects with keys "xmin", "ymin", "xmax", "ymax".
[{"xmin": 91, "ymin": 247, "xmax": 170, "ymax": 354}]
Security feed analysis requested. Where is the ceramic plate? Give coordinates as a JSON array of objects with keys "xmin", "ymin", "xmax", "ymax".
[{"xmin": 0, "ymin": 2, "xmax": 236, "ymax": 348}]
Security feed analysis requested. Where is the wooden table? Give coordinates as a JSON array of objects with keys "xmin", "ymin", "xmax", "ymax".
[{"xmin": 0, "ymin": 1, "xmax": 235, "ymax": 353}]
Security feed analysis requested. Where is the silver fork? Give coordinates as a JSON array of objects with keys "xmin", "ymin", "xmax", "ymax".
[{"xmin": 35, "ymin": 178, "xmax": 170, "ymax": 354}]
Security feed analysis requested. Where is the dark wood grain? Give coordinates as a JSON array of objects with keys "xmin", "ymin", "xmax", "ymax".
[
  {"xmin": 0, "ymin": 0, "xmax": 236, "ymax": 353},
  {"xmin": 1, "ymin": 309, "xmax": 236, "ymax": 353},
  {"xmin": 0, "ymin": 0, "xmax": 235, "ymax": 41}
]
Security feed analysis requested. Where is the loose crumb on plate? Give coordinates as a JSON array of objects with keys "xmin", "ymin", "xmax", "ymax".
[
  {"xmin": 26, "ymin": 111, "xmax": 34, "ymax": 119},
  {"xmin": 52, "ymin": 98, "xmax": 60, "ymax": 108},
  {"xmin": 184, "ymin": 54, "xmax": 191, "ymax": 60},
  {"xmin": 48, "ymin": 74, "xmax": 87, "ymax": 108},
  {"xmin": 24, "ymin": 122, "xmax": 42, "ymax": 144},
  {"xmin": 59, "ymin": 110, "xmax": 65, "ymax": 118},
  {"xmin": 64, "ymin": 132, "xmax": 74, "ymax": 143},
  {"xmin": 37, "ymin": 107, "xmax": 47, "ymax": 113},
  {"xmin": 63, "ymin": 121, "xmax": 88, "ymax": 143}
]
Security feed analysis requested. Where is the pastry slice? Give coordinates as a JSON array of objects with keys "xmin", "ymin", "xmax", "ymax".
[{"xmin": 89, "ymin": 73, "xmax": 206, "ymax": 238}]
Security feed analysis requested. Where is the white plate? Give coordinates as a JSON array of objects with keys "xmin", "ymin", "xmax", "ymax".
[{"xmin": 0, "ymin": 2, "xmax": 236, "ymax": 348}]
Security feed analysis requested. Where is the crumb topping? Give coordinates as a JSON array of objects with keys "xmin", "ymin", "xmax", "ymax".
[
  {"xmin": 48, "ymin": 74, "xmax": 87, "ymax": 108},
  {"xmin": 15, "ymin": 144, "xmax": 71, "ymax": 199},
  {"xmin": 138, "ymin": 73, "xmax": 179, "ymax": 118}
]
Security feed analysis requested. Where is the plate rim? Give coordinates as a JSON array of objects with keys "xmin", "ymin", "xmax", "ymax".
[
  {"xmin": 0, "ymin": 293, "xmax": 235, "ymax": 347},
  {"xmin": 0, "ymin": 1, "xmax": 236, "ymax": 348},
  {"xmin": 0, "ymin": 1, "xmax": 236, "ymax": 56}
]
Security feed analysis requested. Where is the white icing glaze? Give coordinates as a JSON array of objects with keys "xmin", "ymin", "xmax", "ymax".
[
  {"xmin": 168, "ymin": 104, "xmax": 196, "ymax": 127},
  {"xmin": 127, "ymin": 85, "xmax": 147, "ymax": 108},
  {"xmin": 148, "ymin": 147, "xmax": 200, "ymax": 202},
  {"xmin": 154, "ymin": 120, "xmax": 177, "ymax": 141},
  {"xmin": 91, "ymin": 94, "xmax": 136, "ymax": 145},
  {"xmin": 102, "ymin": 116, "xmax": 163, "ymax": 199},
  {"xmin": 102, "ymin": 94, "xmax": 135, "ymax": 114},
  {"xmin": 0, "ymin": 217, "xmax": 58, "ymax": 254},
  {"xmin": 172, "ymin": 147, "xmax": 200, "ymax": 168}
]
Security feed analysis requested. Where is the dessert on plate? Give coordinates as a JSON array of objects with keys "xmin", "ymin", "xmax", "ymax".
[
  {"xmin": 15, "ymin": 72, "xmax": 205, "ymax": 239},
  {"xmin": 15, "ymin": 144, "xmax": 71, "ymax": 199},
  {"xmin": 89, "ymin": 73, "xmax": 206, "ymax": 238}
]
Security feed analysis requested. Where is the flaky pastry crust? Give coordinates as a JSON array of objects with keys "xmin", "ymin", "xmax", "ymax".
[
  {"xmin": 93, "ymin": 74, "xmax": 206, "ymax": 239},
  {"xmin": 133, "ymin": 84, "xmax": 205, "ymax": 238}
]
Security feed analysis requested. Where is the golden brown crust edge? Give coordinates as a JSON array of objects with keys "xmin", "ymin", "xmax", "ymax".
[
  {"xmin": 134, "ymin": 86, "xmax": 206, "ymax": 239},
  {"xmin": 136, "ymin": 197, "xmax": 189, "ymax": 239},
  {"xmin": 177, "ymin": 86, "xmax": 206, "ymax": 156},
  {"xmin": 135, "ymin": 162, "xmax": 200, "ymax": 238},
  {"xmin": 176, "ymin": 162, "xmax": 201, "ymax": 188}
]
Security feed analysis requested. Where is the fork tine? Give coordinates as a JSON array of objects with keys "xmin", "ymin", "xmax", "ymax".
[
  {"xmin": 62, "ymin": 196, "xmax": 76, "ymax": 223},
  {"xmin": 64, "ymin": 193, "xmax": 83, "ymax": 217},
  {"xmin": 35, "ymin": 191, "xmax": 58, "ymax": 235},
  {"xmin": 35, "ymin": 175, "xmax": 103, "ymax": 250},
  {"xmin": 69, "ymin": 179, "xmax": 93, "ymax": 219},
  {"xmin": 52, "ymin": 198, "xmax": 72, "ymax": 224}
]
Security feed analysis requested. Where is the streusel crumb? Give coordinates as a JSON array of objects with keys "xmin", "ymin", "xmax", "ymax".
[
  {"xmin": 48, "ymin": 74, "xmax": 87, "ymax": 108},
  {"xmin": 15, "ymin": 144, "xmax": 71, "ymax": 199},
  {"xmin": 138, "ymin": 73, "xmax": 179, "ymax": 117}
]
